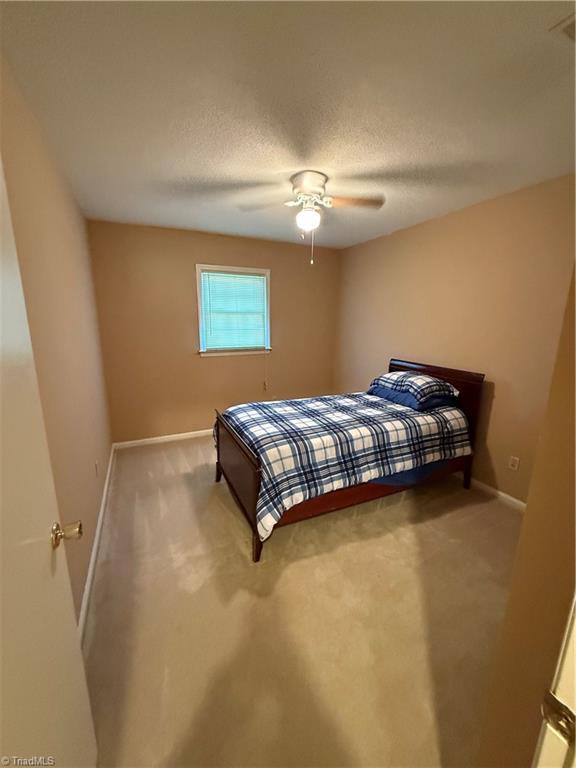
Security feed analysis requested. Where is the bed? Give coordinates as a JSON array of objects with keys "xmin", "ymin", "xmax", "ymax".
[{"xmin": 214, "ymin": 359, "xmax": 485, "ymax": 561}]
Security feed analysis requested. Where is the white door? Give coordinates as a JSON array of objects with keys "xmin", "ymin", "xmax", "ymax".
[
  {"xmin": 0, "ymin": 161, "xmax": 97, "ymax": 766},
  {"xmin": 533, "ymin": 599, "xmax": 575, "ymax": 768}
]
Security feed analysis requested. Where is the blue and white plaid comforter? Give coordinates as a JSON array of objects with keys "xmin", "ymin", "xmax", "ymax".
[{"xmin": 222, "ymin": 393, "xmax": 471, "ymax": 541}]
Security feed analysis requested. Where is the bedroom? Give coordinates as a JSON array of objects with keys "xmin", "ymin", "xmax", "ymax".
[{"xmin": 0, "ymin": 2, "xmax": 574, "ymax": 767}]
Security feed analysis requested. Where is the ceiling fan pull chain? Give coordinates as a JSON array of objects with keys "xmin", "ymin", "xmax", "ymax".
[{"xmin": 310, "ymin": 229, "xmax": 315, "ymax": 266}]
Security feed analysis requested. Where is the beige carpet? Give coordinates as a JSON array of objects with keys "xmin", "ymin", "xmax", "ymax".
[{"xmin": 84, "ymin": 436, "xmax": 522, "ymax": 768}]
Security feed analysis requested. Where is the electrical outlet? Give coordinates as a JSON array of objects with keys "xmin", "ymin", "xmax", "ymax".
[
  {"xmin": 95, "ymin": 461, "xmax": 99, "ymax": 477},
  {"xmin": 508, "ymin": 456, "xmax": 520, "ymax": 471}
]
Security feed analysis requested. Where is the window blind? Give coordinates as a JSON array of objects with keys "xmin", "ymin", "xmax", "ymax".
[{"xmin": 199, "ymin": 269, "xmax": 270, "ymax": 352}]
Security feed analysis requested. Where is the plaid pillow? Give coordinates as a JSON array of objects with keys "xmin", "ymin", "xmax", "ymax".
[{"xmin": 368, "ymin": 371, "xmax": 459, "ymax": 410}]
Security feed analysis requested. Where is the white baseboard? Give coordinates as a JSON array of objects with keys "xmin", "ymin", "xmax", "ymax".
[
  {"xmin": 79, "ymin": 444, "xmax": 115, "ymax": 642},
  {"xmin": 471, "ymin": 478, "xmax": 526, "ymax": 511},
  {"xmin": 113, "ymin": 428, "xmax": 213, "ymax": 450}
]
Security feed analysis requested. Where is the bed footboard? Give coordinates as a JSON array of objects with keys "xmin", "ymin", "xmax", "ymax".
[{"xmin": 215, "ymin": 412, "xmax": 263, "ymax": 560}]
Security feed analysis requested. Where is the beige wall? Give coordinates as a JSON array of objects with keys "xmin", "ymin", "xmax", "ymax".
[
  {"xmin": 1, "ymin": 67, "xmax": 111, "ymax": 617},
  {"xmin": 476, "ymin": 276, "xmax": 574, "ymax": 767},
  {"xmin": 87, "ymin": 221, "xmax": 341, "ymax": 441},
  {"xmin": 336, "ymin": 176, "xmax": 574, "ymax": 500}
]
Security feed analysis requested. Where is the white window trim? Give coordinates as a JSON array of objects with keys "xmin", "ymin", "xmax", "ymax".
[
  {"xmin": 198, "ymin": 349, "xmax": 271, "ymax": 358},
  {"xmin": 196, "ymin": 264, "xmax": 271, "ymax": 355}
]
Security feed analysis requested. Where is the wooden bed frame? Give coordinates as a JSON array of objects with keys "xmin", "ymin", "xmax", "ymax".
[{"xmin": 215, "ymin": 359, "xmax": 485, "ymax": 562}]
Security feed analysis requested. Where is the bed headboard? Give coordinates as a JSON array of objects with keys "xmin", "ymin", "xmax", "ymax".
[{"xmin": 388, "ymin": 358, "xmax": 485, "ymax": 446}]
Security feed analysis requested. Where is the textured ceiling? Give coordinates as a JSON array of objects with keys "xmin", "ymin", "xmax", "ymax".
[{"xmin": 1, "ymin": 2, "xmax": 574, "ymax": 248}]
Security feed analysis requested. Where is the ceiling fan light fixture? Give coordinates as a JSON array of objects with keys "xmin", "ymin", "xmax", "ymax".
[{"xmin": 296, "ymin": 207, "xmax": 321, "ymax": 232}]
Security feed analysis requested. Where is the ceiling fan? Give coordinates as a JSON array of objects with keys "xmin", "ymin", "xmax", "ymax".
[
  {"xmin": 238, "ymin": 169, "xmax": 385, "ymax": 233},
  {"xmin": 281, "ymin": 170, "xmax": 385, "ymax": 232}
]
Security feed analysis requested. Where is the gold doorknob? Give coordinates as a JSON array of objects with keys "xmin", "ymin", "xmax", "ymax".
[{"xmin": 51, "ymin": 520, "xmax": 83, "ymax": 549}]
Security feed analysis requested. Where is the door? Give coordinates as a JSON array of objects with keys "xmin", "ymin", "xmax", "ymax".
[
  {"xmin": 0, "ymin": 160, "xmax": 97, "ymax": 765},
  {"xmin": 533, "ymin": 600, "xmax": 575, "ymax": 768}
]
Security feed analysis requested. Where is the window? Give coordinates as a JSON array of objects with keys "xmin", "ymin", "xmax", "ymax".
[{"xmin": 196, "ymin": 265, "xmax": 270, "ymax": 354}]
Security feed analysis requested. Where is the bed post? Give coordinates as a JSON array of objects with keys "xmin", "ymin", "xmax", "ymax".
[
  {"xmin": 214, "ymin": 418, "xmax": 222, "ymax": 482},
  {"xmin": 463, "ymin": 455, "xmax": 473, "ymax": 489},
  {"xmin": 252, "ymin": 534, "xmax": 263, "ymax": 563}
]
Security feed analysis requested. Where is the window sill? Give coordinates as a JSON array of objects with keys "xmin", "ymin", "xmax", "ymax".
[{"xmin": 199, "ymin": 349, "xmax": 271, "ymax": 358}]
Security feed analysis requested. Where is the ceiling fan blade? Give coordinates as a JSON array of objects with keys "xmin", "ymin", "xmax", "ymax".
[
  {"xmin": 340, "ymin": 162, "xmax": 490, "ymax": 186},
  {"xmin": 157, "ymin": 178, "xmax": 279, "ymax": 199},
  {"xmin": 283, "ymin": 200, "xmax": 300, "ymax": 207},
  {"xmin": 330, "ymin": 195, "xmax": 385, "ymax": 209},
  {"xmin": 238, "ymin": 198, "xmax": 288, "ymax": 212}
]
